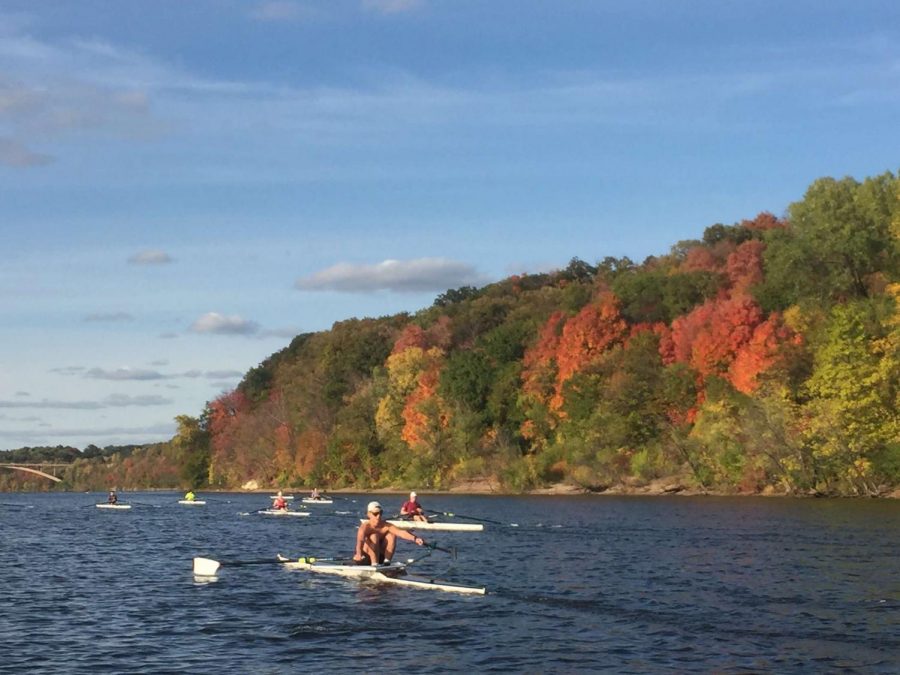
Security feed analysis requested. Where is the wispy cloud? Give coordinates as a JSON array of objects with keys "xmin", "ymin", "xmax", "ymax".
[
  {"xmin": 0, "ymin": 422, "xmax": 176, "ymax": 444},
  {"xmin": 249, "ymin": 1, "xmax": 319, "ymax": 22},
  {"xmin": 189, "ymin": 312, "xmax": 260, "ymax": 335},
  {"xmin": 296, "ymin": 257, "xmax": 490, "ymax": 293},
  {"xmin": 84, "ymin": 367, "xmax": 166, "ymax": 381},
  {"xmin": 127, "ymin": 249, "xmax": 172, "ymax": 265},
  {"xmin": 83, "ymin": 311, "xmax": 134, "ymax": 322},
  {"xmin": 0, "ymin": 137, "xmax": 52, "ymax": 167},
  {"xmin": 362, "ymin": 0, "xmax": 424, "ymax": 14},
  {"xmin": 0, "ymin": 394, "xmax": 172, "ymax": 410}
]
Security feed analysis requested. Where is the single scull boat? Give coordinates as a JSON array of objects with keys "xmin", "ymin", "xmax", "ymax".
[
  {"xmin": 96, "ymin": 503, "xmax": 131, "ymax": 510},
  {"xmin": 259, "ymin": 509, "xmax": 309, "ymax": 517},
  {"xmin": 301, "ymin": 498, "xmax": 334, "ymax": 505},
  {"xmin": 360, "ymin": 518, "xmax": 483, "ymax": 532},
  {"xmin": 178, "ymin": 500, "xmax": 206, "ymax": 505},
  {"xmin": 275, "ymin": 555, "xmax": 484, "ymax": 594}
]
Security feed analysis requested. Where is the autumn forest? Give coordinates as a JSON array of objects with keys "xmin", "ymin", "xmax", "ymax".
[{"xmin": 4, "ymin": 171, "xmax": 899, "ymax": 496}]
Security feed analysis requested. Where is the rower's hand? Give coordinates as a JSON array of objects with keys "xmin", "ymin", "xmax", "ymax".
[{"xmin": 414, "ymin": 537, "xmax": 424, "ymax": 546}]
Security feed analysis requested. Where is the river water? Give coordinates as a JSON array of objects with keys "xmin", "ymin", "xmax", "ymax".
[{"xmin": 0, "ymin": 492, "xmax": 897, "ymax": 673}]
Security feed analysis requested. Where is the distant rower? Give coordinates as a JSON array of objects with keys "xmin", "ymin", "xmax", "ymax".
[
  {"xmin": 107, "ymin": 490, "xmax": 118, "ymax": 505},
  {"xmin": 400, "ymin": 491, "xmax": 428, "ymax": 522},
  {"xmin": 272, "ymin": 490, "xmax": 288, "ymax": 510}
]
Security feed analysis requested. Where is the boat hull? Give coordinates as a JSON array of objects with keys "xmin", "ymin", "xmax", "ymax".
[
  {"xmin": 301, "ymin": 498, "xmax": 334, "ymax": 505},
  {"xmin": 259, "ymin": 509, "xmax": 309, "ymax": 517},
  {"xmin": 96, "ymin": 503, "xmax": 131, "ymax": 510},
  {"xmin": 179, "ymin": 500, "xmax": 206, "ymax": 505},
  {"xmin": 278, "ymin": 556, "xmax": 485, "ymax": 595},
  {"xmin": 360, "ymin": 519, "xmax": 483, "ymax": 532}
]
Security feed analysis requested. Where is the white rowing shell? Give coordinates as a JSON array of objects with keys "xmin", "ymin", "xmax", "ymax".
[
  {"xmin": 276, "ymin": 556, "xmax": 485, "ymax": 595},
  {"xmin": 269, "ymin": 495, "xmax": 294, "ymax": 500},
  {"xmin": 96, "ymin": 503, "xmax": 131, "ymax": 510},
  {"xmin": 178, "ymin": 500, "xmax": 206, "ymax": 505},
  {"xmin": 359, "ymin": 518, "xmax": 483, "ymax": 532},
  {"xmin": 259, "ymin": 509, "xmax": 310, "ymax": 517},
  {"xmin": 301, "ymin": 498, "xmax": 333, "ymax": 505}
]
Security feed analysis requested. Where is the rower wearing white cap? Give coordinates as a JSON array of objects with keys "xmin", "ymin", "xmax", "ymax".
[
  {"xmin": 354, "ymin": 501, "xmax": 425, "ymax": 565},
  {"xmin": 400, "ymin": 491, "xmax": 428, "ymax": 522}
]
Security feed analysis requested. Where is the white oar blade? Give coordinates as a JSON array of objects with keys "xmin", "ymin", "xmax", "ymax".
[{"xmin": 193, "ymin": 557, "xmax": 221, "ymax": 576}]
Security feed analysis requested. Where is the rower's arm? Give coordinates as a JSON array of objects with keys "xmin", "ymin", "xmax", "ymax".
[
  {"xmin": 354, "ymin": 523, "xmax": 367, "ymax": 557},
  {"xmin": 388, "ymin": 525, "xmax": 425, "ymax": 546}
]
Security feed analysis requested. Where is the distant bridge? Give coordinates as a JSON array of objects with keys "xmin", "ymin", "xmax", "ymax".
[{"xmin": 0, "ymin": 463, "xmax": 70, "ymax": 483}]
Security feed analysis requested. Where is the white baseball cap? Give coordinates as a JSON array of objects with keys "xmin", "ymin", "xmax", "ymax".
[
  {"xmin": 366, "ymin": 501, "xmax": 382, "ymax": 513},
  {"xmin": 410, "ymin": 491, "xmax": 417, "ymax": 497}
]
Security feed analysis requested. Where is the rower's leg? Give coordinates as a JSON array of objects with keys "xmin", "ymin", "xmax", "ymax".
[
  {"xmin": 383, "ymin": 531, "xmax": 397, "ymax": 562},
  {"xmin": 362, "ymin": 533, "xmax": 382, "ymax": 564}
]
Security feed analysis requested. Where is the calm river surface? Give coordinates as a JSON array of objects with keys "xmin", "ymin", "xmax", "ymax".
[{"xmin": 1, "ymin": 492, "xmax": 897, "ymax": 673}]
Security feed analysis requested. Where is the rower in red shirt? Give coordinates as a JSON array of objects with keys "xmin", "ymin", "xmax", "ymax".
[
  {"xmin": 272, "ymin": 490, "xmax": 288, "ymax": 510},
  {"xmin": 399, "ymin": 491, "xmax": 429, "ymax": 522}
]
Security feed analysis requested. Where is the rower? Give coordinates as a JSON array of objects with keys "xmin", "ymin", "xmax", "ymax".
[
  {"xmin": 310, "ymin": 487, "xmax": 320, "ymax": 500},
  {"xmin": 399, "ymin": 491, "xmax": 428, "ymax": 522},
  {"xmin": 272, "ymin": 490, "xmax": 288, "ymax": 510},
  {"xmin": 184, "ymin": 490, "xmax": 196, "ymax": 502},
  {"xmin": 355, "ymin": 501, "xmax": 425, "ymax": 565},
  {"xmin": 107, "ymin": 490, "xmax": 118, "ymax": 504}
]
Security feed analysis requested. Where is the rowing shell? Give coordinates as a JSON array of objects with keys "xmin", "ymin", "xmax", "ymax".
[
  {"xmin": 360, "ymin": 518, "xmax": 483, "ymax": 532},
  {"xmin": 259, "ymin": 509, "xmax": 309, "ymax": 517},
  {"xmin": 178, "ymin": 500, "xmax": 206, "ymax": 505},
  {"xmin": 96, "ymin": 503, "xmax": 131, "ymax": 510},
  {"xmin": 301, "ymin": 498, "xmax": 334, "ymax": 505},
  {"xmin": 269, "ymin": 495, "xmax": 294, "ymax": 500},
  {"xmin": 275, "ymin": 555, "xmax": 485, "ymax": 595}
]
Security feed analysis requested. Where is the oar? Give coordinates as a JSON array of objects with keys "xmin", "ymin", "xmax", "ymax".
[
  {"xmin": 425, "ymin": 509, "xmax": 509, "ymax": 526},
  {"xmin": 193, "ymin": 555, "xmax": 354, "ymax": 575},
  {"xmin": 423, "ymin": 541, "xmax": 457, "ymax": 559}
]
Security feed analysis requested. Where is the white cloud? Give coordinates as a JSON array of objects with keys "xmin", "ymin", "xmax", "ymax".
[
  {"xmin": 295, "ymin": 257, "xmax": 490, "ymax": 292},
  {"xmin": 189, "ymin": 312, "xmax": 260, "ymax": 335},
  {"xmin": 127, "ymin": 249, "xmax": 172, "ymax": 265}
]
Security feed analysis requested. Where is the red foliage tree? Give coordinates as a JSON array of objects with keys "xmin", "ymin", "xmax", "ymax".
[
  {"xmin": 682, "ymin": 246, "xmax": 721, "ymax": 273},
  {"xmin": 664, "ymin": 296, "xmax": 795, "ymax": 393},
  {"xmin": 725, "ymin": 240, "xmax": 766, "ymax": 295},
  {"xmin": 521, "ymin": 310, "xmax": 566, "ymax": 400},
  {"xmin": 740, "ymin": 211, "xmax": 785, "ymax": 232},
  {"xmin": 391, "ymin": 324, "xmax": 428, "ymax": 354},
  {"xmin": 552, "ymin": 293, "xmax": 628, "ymax": 409}
]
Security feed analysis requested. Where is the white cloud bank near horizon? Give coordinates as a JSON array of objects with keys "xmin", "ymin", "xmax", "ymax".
[{"xmin": 295, "ymin": 257, "xmax": 491, "ymax": 292}]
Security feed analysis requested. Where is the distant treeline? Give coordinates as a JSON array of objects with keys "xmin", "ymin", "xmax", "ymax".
[
  {"xmin": 5, "ymin": 171, "xmax": 898, "ymax": 495},
  {"xmin": 0, "ymin": 444, "xmax": 178, "ymax": 492}
]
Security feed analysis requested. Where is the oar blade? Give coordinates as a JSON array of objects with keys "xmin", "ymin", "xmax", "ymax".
[{"xmin": 193, "ymin": 557, "xmax": 222, "ymax": 576}]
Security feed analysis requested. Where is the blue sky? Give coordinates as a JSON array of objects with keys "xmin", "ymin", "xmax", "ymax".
[{"xmin": 1, "ymin": 0, "xmax": 898, "ymax": 450}]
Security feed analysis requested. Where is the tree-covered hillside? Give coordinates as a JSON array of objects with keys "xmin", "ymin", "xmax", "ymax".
[{"xmin": 6, "ymin": 171, "xmax": 898, "ymax": 495}]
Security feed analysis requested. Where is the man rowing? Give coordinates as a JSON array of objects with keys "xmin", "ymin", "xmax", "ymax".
[
  {"xmin": 272, "ymin": 490, "xmax": 288, "ymax": 510},
  {"xmin": 399, "ymin": 491, "xmax": 428, "ymax": 522},
  {"xmin": 107, "ymin": 490, "xmax": 118, "ymax": 504},
  {"xmin": 354, "ymin": 501, "xmax": 425, "ymax": 565},
  {"xmin": 184, "ymin": 490, "xmax": 196, "ymax": 502}
]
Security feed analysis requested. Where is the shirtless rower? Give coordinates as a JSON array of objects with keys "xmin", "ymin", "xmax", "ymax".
[{"xmin": 354, "ymin": 501, "xmax": 425, "ymax": 565}]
